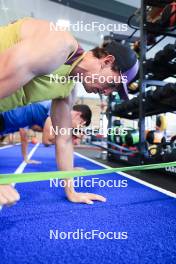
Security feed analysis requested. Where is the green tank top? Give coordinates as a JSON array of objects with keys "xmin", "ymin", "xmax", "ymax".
[{"xmin": 0, "ymin": 18, "xmax": 84, "ymax": 113}]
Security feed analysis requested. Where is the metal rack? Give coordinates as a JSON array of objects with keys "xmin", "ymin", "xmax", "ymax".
[{"xmin": 107, "ymin": 0, "xmax": 176, "ymax": 169}]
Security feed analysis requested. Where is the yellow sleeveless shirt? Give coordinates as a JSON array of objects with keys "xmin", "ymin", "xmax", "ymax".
[{"xmin": 0, "ymin": 18, "xmax": 84, "ymax": 113}]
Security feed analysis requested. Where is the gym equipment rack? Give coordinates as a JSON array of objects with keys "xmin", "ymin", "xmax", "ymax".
[{"xmin": 107, "ymin": 0, "xmax": 176, "ymax": 175}]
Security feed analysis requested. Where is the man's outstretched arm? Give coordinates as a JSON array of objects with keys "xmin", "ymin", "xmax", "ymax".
[
  {"xmin": 51, "ymin": 98, "xmax": 106, "ymax": 204},
  {"xmin": 0, "ymin": 18, "xmax": 78, "ymax": 99}
]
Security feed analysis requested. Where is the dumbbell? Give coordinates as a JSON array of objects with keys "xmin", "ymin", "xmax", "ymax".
[
  {"xmin": 155, "ymin": 44, "xmax": 176, "ymax": 63},
  {"xmin": 146, "ymin": 59, "xmax": 154, "ymax": 72},
  {"xmin": 125, "ymin": 130, "xmax": 139, "ymax": 147},
  {"xmin": 113, "ymin": 120, "xmax": 121, "ymax": 127},
  {"xmin": 164, "ymin": 44, "xmax": 176, "ymax": 60},
  {"xmin": 109, "ymin": 127, "xmax": 124, "ymax": 145},
  {"xmin": 171, "ymin": 135, "xmax": 176, "ymax": 150},
  {"xmin": 155, "ymin": 50, "xmax": 166, "ymax": 64},
  {"xmin": 148, "ymin": 145, "xmax": 158, "ymax": 157}
]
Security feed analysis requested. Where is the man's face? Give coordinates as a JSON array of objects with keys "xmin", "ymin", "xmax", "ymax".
[
  {"xmin": 71, "ymin": 111, "xmax": 86, "ymax": 128},
  {"xmin": 82, "ymin": 54, "xmax": 120, "ymax": 96}
]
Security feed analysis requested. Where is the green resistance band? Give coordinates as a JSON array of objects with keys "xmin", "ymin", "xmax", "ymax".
[{"xmin": 0, "ymin": 161, "xmax": 176, "ymax": 185}]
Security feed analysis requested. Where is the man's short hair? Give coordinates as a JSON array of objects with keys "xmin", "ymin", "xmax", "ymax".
[
  {"xmin": 91, "ymin": 43, "xmax": 119, "ymax": 72},
  {"xmin": 73, "ymin": 104, "xmax": 92, "ymax": 126}
]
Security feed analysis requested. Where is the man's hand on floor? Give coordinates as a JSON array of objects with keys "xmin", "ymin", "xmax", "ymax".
[
  {"xmin": 65, "ymin": 167, "xmax": 106, "ymax": 205},
  {"xmin": 0, "ymin": 185, "xmax": 20, "ymax": 206},
  {"xmin": 25, "ymin": 159, "xmax": 42, "ymax": 164},
  {"xmin": 67, "ymin": 191, "xmax": 106, "ymax": 205}
]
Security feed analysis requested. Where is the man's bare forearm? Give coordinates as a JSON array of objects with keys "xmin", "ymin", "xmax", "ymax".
[
  {"xmin": 55, "ymin": 138, "xmax": 75, "ymax": 194},
  {"xmin": 51, "ymin": 98, "xmax": 74, "ymax": 172},
  {"xmin": 55, "ymin": 138, "xmax": 74, "ymax": 171}
]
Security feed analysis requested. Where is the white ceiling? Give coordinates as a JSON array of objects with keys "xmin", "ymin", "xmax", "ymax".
[
  {"xmin": 115, "ymin": 0, "xmax": 140, "ymax": 8},
  {"xmin": 0, "ymin": 0, "xmax": 136, "ymax": 49}
]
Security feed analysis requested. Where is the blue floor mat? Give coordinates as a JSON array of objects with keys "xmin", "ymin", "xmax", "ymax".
[
  {"xmin": 0, "ymin": 144, "xmax": 34, "ymax": 174},
  {"xmin": 0, "ymin": 144, "xmax": 176, "ymax": 264}
]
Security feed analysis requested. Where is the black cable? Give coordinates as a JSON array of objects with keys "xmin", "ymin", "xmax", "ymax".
[{"xmin": 127, "ymin": 13, "xmax": 140, "ymax": 30}]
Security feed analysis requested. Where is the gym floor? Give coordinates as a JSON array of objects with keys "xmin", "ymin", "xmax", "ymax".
[
  {"xmin": 0, "ymin": 143, "xmax": 176, "ymax": 264},
  {"xmin": 75, "ymin": 145, "xmax": 176, "ymax": 194}
]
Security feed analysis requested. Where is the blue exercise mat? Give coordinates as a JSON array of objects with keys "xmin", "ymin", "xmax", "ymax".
[{"xmin": 0, "ymin": 144, "xmax": 176, "ymax": 264}]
